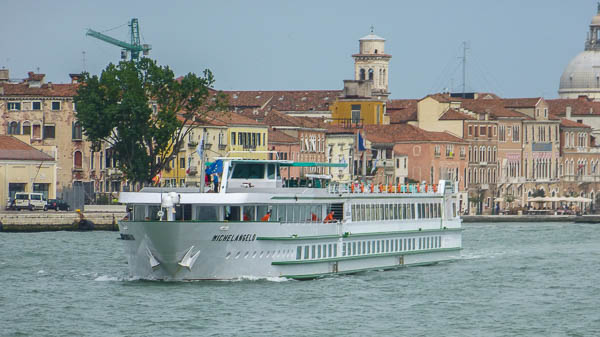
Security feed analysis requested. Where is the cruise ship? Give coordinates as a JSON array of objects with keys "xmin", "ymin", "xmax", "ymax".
[{"xmin": 118, "ymin": 159, "xmax": 462, "ymax": 280}]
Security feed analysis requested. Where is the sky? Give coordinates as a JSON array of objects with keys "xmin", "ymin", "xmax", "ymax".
[{"xmin": 0, "ymin": 0, "xmax": 597, "ymax": 99}]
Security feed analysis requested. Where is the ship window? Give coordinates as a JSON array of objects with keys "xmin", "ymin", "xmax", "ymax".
[
  {"xmin": 342, "ymin": 243, "xmax": 347, "ymax": 256},
  {"xmin": 231, "ymin": 163, "xmax": 265, "ymax": 179},
  {"xmin": 296, "ymin": 246, "xmax": 302, "ymax": 260},
  {"xmin": 304, "ymin": 246, "xmax": 309, "ymax": 259},
  {"xmin": 318, "ymin": 245, "xmax": 322, "ymax": 258},
  {"xmin": 311, "ymin": 245, "xmax": 315, "ymax": 258},
  {"xmin": 224, "ymin": 206, "xmax": 241, "ymax": 221},
  {"xmin": 357, "ymin": 241, "xmax": 361, "ymax": 254},
  {"xmin": 243, "ymin": 206, "xmax": 256, "ymax": 221},
  {"xmin": 352, "ymin": 242, "xmax": 357, "ymax": 255},
  {"xmin": 148, "ymin": 205, "xmax": 165, "ymax": 221},
  {"xmin": 386, "ymin": 240, "xmax": 390, "ymax": 252},
  {"xmin": 328, "ymin": 244, "xmax": 333, "ymax": 257},
  {"xmin": 333, "ymin": 244, "xmax": 338, "ymax": 257},
  {"xmin": 195, "ymin": 206, "xmax": 218, "ymax": 221},
  {"xmin": 376, "ymin": 240, "xmax": 380, "ymax": 253},
  {"xmin": 267, "ymin": 164, "xmax": 276, "ymax": 179}
]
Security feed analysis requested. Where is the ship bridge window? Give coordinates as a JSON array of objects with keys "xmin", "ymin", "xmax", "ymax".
[
  {"xmin": 267, "ymin": 164, "xmax": 276, "ymax": 179},
  {"xmin": 175, "ymin": 204, "xmax": 193, "ymax": 221},
  {"xmin": 197, "ymin": 206, "xmax": 219, "ymax": 221},
  {"xmin": 148, "ymin": 205, "xmax": 166, "ymax": 221},
  {"xmin": 231, "ymin": 163, "xmax": 265, "ymax": 179}
]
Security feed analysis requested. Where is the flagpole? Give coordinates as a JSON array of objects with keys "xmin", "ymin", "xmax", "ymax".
[{"xmin": 198, "ymin": 128, "xmax": 207, "ymax": 193}]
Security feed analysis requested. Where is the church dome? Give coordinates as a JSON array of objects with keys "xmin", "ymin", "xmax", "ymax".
[
  {"xmin": 558, "ymin": 5, "xmax": 600, "ymax": 99},
  {"xmin": 559, "ymin": 51, "xmax": 600, "ymax": 92}
]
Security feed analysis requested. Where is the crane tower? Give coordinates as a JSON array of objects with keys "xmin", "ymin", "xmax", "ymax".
[{"xmin": 86, "ymin": 18, "xmax": 151, "ymax": 60}]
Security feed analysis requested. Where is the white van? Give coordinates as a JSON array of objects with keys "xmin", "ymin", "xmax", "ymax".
[{"xmin": 14, "ymin": 192, "xmax": 47, "ymax": 211}]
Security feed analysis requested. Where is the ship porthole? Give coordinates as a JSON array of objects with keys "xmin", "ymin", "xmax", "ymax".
[
  {"xmin": 244, "ymin": 252, "xmax": 249, "ymax": 259},
  {"xmin": 259, "ymin": 251, "xmax": 264, "ymax": 258},
  {"xmin": 235, "ymin": 252, "xmax": 241, "ymax": 259},
  {"xmin": 225, "ymin": 252, "xmax": 231, "ymax": 259},
  {"xmin": 265, "ymin": 251, "xmax": 270, "ymax": 258},
  {"xmin": 252, "ymin": 251, "xmax": 257, "ymax": 258}
]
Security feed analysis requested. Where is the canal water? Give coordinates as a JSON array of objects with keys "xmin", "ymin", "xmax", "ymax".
[{"xmin": 1, "ymin": 222, "xmax": 598, "ymax": 336}]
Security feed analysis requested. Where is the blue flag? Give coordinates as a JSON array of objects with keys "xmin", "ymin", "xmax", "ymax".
[
  {"xmin": 358, "ymin": 132, "xmax": 366, "ymax": 151},
  {"xmin": 206, "ymin": 159, "xmax": 223, "ymax": 175}
]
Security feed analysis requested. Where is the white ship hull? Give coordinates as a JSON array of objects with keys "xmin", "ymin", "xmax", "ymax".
[
  {"xmin": 118, "ymin": 160, "xmax": 462, "ymax": 280},
  {"xmin": 119, "ymin": 217, "xmax": 461, "ymax": 280}
]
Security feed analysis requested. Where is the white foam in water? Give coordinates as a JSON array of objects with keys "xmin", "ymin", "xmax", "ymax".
[
  {"xmin": 94, "ymin": 275, "xmax": 120, "ymax": 282},
  {"xmin": 37, "ymin": 270, "xmax": 45, "ymax": 274},
  {"xmin": 219, "ymin": 275, "xmax": 290, "ymax": 282}
]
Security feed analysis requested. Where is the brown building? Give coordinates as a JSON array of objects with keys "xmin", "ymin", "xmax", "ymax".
[
  {"xmin": 0, "ymin": 71, "xmax": 92, "ymax": 196},
  {"xmin": 268, "ymin": 128, "xmax": 300, "ymax": 179},
  {"xmin": 559, "ymin": 118, "xmax": 600, "ymax": 210},
  {"xmin": 263, "ymin": 110, "xmax": 327, "ymax": 176},
  {"xmin": 363, "ymin": 124, "xmax": 468, "ymax": 210}
]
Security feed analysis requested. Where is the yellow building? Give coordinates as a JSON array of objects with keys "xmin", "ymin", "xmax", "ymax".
[
  {"xmin": 330, "ymin": 80, "xmax": 388, "ymax": 126},
  {"xmin": 0, "ymin": 136, "xmax": 57, "ymax": 208},
  {"xmin": 160, "ymin": 112, "xmax": 268, "ymax": 187}
]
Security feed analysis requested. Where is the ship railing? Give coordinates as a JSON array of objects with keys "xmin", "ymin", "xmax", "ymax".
[{"xmin": 327, "ymin": 182, "xmax": 440, "ymax": 195}]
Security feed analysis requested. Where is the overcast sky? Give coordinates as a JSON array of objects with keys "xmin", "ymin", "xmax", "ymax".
[{"xmin": 0, "ymin": 0, "xmax": 596, "ymax": 99}]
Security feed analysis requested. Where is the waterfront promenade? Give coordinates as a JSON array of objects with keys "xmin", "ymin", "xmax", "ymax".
[
  {"xmin": 2, "ymin": 210, "xmax": 599, "ymax": 232},
  {"xmin": 0, "ymin": 205, "xmax": 125, "ymax": 232}
]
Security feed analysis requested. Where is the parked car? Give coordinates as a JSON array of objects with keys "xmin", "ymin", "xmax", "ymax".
[
  {"xmin": 14, "ymin": 192, "xmax": 47, "ymax": 211},
  {"xmin": 6, "ymin": 198, "xmax": 16, "ymax": 210},
  {"xmin": 47, "ymin": 199, "xmax": 70, "ymax": 211}
]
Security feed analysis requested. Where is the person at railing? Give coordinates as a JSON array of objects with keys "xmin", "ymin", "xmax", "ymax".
[
  {"xmin": 323, "ymin": 211, "xmax": 334, "ymax": 223},
  {"xmin": 261, "ymin": 210, "xmax": 271, "ymax": 222}
]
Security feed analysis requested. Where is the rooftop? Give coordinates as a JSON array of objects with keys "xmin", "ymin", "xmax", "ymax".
[{"xmin": 0, "ymin": 136, "xmax": 55, "ymax": 161}]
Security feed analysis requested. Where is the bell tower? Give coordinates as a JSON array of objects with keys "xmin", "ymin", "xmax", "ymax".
[{"xmin": 353, "ymin": 27, "xmax": 392, "ymax": 97}]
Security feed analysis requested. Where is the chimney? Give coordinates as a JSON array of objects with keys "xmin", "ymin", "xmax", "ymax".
[
  {"xmin": 566, "ymin": 105, "xmax": 572, "ymax": 118},
  {"xmin": 69, "ymin": 73, "xmax": 81, "ymax": 84}
]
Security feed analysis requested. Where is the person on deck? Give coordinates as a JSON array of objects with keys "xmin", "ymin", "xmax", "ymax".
[
  {"xmin": 261, "ymin": 211, "xmax": 271, "ymax": 222},
  {"xmin": 323, "ymin": 211, "xmax": 334, "ymax": 223},
  {"xmin": 213, "ymin": 174, "xmax": 219, "ymax": 192}
]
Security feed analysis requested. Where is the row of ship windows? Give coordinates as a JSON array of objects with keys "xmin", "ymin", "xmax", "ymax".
[
  {"xmin": 295, "ymin": 236, "xmax": 443, "ymax": 260},
  {"xmin": 225, "ymin": 249, "xmax": 294, "ymax": 260},
  {"xmin": 351, "ymin": 203, "xmax": 442, "ymax": 222}
]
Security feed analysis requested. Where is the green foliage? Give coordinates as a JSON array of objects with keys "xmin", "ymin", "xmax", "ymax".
[
  {"xmin": 532, "ymin": 189, "xmax": 546, "ymax": 198},
  {"xmin": 504, "ymin": 194, "xmax": 515, "ymax": 203},
  {"xmin": 74, "ymin": 58, "xmax": 226, "ymax": 184}
]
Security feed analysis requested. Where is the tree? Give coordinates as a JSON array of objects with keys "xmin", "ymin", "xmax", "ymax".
[
  {"xmin": 74, "ymin": 58, "xmax": 226, "ymax": 184},
  {"xmin": 532, "ymin": 189, "xmax": 546, "ymax": 198}
]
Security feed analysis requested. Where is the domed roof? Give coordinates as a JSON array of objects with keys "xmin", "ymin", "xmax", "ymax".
[
  {"xmin": 592, "ymin": 14, "xmax": 600, "ymax": 26},
  {"xmin": 559, "ymin": 51, "xmax": 600, "ymax": 91},
  {"xmin": 359, "ymin": 33, "xmax": 385, "ymax": 41}
]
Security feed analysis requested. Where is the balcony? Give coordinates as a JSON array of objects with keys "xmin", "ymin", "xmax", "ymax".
[
  {"xmin": 204, "ymin": 143, "xmax": 212, "ymax": 150},
  {"xmin": 188, "ymin": 141, "xmax": 198, "ymax": 148},
  {"xmin": 107, "ymin": 167, "xmax": 122, "ymax": 178},
  {"xmin": 562, "ymin": 175, "xmax": 600, "ymax": 183},
  {"xmin": 218, "ymin": 144, "xmax": 227, "ymax": 151},
  {"xmin": 187, "ymin": 166, "xmax": 197, "ymax": 176}
]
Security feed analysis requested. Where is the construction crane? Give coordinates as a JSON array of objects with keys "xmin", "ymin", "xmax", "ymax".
[{"xmin": 86, "ymin": 18, "xmax": 151, "ymax": 60}]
